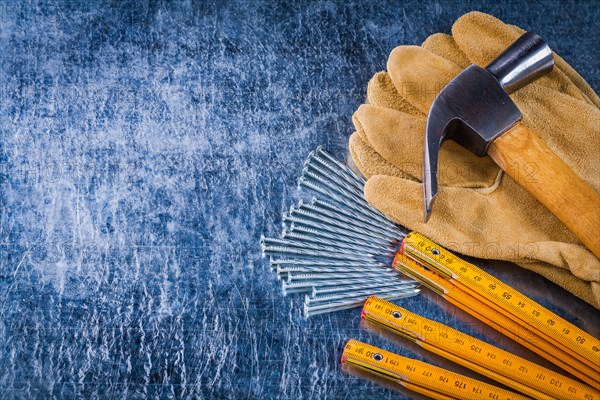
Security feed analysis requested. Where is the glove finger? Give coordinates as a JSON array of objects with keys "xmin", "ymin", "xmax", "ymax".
[
  {"xmin": 365, "ymin": 174, "xmax": 600, "ymax": 283},
  {"xmin": 354, "ymin": 104, "xmax": 499, "ymax": 186},
  {"xmin": 351, "ymin": 111, "xmax": 370, "ymax": 146},
  {"xmin": 387, "ymin": 46, "xmax": 462, "ymax": 114},
  {"xmin": 370, "ymin": 34, "xmax": 471, "ymax": 112},
  {"xmin": 422, "ymin": 33, "xmax": 470, "ymax": 69},
  {"xmin": 349, "ymin": 132, "xmax": 372, "ymax": 179},
  {"xmin": 366, "ymin": 72, "xmax": 423, "ymax": 116},
  {"xmin": 349, "ymin": 132, "xmax": 406, "ymax": 179},
  {"xmin": 353, "ymin": 104, "xmax": 424, "ymax": 175},
  {"xmin": 452, "ymin": 12, "xmax": 597, "ymax": 106}
]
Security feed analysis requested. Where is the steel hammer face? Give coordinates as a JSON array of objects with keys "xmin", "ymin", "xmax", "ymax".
[{"xmin": 423, "ymin": 32, "xmax": 554, "ymax": 221}]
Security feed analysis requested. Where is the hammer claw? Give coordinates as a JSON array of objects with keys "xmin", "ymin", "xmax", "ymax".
[
  {"xmin": 423, "ymin": 130, "xmax": 441, "ymax": 222},
  {"xmin": 421, "ymin": 32, "xmax": 548, "ymax": 220}
]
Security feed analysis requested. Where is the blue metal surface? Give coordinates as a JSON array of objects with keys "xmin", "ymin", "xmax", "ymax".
[{"xmin": 1, "ymin": 1, "xmax": 598, "ymax": 399}]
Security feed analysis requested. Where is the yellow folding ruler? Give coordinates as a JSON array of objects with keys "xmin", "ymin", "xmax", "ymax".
[
  {"xmin": 361, "ymin": 296, "xmax": 600, "ymax": 400},
  {"xmin": 395, "ymin": 232, "xmax": 600, "ymax": 389},
  {"xmin": 342, "ymin": 339, "xmax": 531, "ymax": 400}
]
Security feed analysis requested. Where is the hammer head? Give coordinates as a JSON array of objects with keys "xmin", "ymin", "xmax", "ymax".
[{"xmin": 423, "ymin": 32, "xmax": 554, "ymax": 221}]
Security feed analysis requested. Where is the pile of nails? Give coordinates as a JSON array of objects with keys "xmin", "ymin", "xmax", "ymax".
[{"xmin": 261, "ymin": 146, "xmax": 420, "ymax": 317}]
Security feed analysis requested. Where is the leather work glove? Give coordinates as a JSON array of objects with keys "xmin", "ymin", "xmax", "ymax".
[{"xmin": 349, "ymin": 12, "xmax": 600, "ymax": 308}]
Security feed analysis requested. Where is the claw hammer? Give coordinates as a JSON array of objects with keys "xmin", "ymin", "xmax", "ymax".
[{"xmin": 423, "ymin": 33, "xmax": 600, "ymax": 257}]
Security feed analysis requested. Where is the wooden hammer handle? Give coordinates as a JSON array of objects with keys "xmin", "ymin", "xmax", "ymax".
[{"xmin": 488, "ymin": 122, "xmax": 600, "ymax": 258}]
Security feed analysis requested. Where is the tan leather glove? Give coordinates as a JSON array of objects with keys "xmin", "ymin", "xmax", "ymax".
[{"xmin": 349, "ymin": 12, "xmax": 600, "ymax": 308}]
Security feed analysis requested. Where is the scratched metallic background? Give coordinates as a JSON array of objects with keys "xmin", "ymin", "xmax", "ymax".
[{"xmin": 0, "ymin": 1, "xmax": 598, "ymax": 399}]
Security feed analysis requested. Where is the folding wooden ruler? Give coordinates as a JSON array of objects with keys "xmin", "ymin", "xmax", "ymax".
[
  {"xmin": 342, "ymin": 339, "xmax": 532, "ymax": 400},
  {"xmin": 392, "ymin": 232, "xmax": 600, "ymax": 389},
  {"xmin": 357, "ymin": 296, "xmax": 599, "ymax": 399}
]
